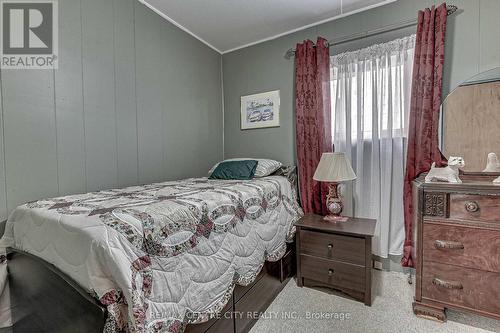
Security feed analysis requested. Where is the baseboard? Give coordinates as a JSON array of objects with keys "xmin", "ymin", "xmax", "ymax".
[{"xmin": 372, "ymin": 254, "xmax": 413, "ymax": 273}]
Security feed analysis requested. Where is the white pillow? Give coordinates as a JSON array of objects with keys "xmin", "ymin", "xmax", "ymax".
[{"xmin": 209, "ymin": 158, "xmax": 282, "ymax": 178}]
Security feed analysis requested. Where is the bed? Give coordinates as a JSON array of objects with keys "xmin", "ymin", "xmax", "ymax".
[{"xmin": 0, "ymin": 168, "xmax": 302, "ymax": 333}]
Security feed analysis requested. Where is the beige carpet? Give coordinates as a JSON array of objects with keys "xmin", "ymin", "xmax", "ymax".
[{"xmin": 250, "ymin": 271, "xmax": 500, "ymax": 333}]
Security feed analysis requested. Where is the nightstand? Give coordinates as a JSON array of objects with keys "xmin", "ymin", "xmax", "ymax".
[{"xmin": 295, "ymin": 214, "xmax": 376, "ymax": 306}]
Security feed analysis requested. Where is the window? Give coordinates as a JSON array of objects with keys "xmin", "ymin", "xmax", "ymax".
[{"xmin": 330, "ymin": 35, "xmax": 415, "ymax": 258}]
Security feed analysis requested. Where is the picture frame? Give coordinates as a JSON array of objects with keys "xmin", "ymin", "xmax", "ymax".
[{"xmin": 240, "ymin": 90, "xmax": 280, "ymax": 130}]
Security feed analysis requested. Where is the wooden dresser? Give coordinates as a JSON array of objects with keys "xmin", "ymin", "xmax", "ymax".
[
  {"xmin": 295, "ymin": 214, "xmax": 376, "ymax": 306},
  {"xmin": 413, "ymin": 174, "xmax": 500, "ymax": 321}
]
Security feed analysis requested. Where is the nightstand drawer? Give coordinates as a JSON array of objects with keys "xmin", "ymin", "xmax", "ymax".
[
  {"xmin": 299, "ymin": 230, "xmax": 365, "ymax": 265},
  {"xmin": 300, "ymin": 255, "xmax": 365, "ymax": 292}
]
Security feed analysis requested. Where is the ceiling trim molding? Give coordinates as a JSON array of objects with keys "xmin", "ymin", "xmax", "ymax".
[
  {"xmin": 138, "ymin": 0, "xmax": 223, "ymax": 54},
  {"xmin": 221, "ymin": 0, "xmax": 397, "ymax": 54},
  {"xmin": 139, "ymin": 0, "xmax": 397, "ymax": 55}
]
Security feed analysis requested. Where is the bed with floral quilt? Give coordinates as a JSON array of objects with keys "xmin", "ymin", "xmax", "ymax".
[{"xmin": 0, "ymin": 173, "xmax": 302, "ymax": 333}]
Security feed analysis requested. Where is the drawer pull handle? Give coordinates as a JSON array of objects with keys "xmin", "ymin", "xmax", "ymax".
[
  {"xmin": 434, "ymin": 240, "xmax": 464, "ymax": 250},
  {"xmin": 328, "ymin": 269, "xmax": 334, "ymax": 276},
  {"xmin": 327, "ymin": 244, "xmax": 333, "ymax": 250},
  {"xmin": 465, "ymin": 201, "xmax": 479, "ymax": 213},
  {"xmin": 432, "ymin": 278, "xmax": 463, "ymax": 290}
]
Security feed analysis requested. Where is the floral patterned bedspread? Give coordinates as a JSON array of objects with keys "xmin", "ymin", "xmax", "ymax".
[{"xmin": 0, "ymin": 176, "xmax": 302, "ymax": 332}]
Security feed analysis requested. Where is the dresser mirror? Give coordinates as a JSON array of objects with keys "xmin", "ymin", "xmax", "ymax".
[{"xmin": 442, "ymin": 67, "xmax": 500, "ymax": 173}]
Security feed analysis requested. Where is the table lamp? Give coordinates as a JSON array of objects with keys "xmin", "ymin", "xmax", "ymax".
[{"xmin": 313, "ymin": 152, "xmax": 357, "ymax": 222}]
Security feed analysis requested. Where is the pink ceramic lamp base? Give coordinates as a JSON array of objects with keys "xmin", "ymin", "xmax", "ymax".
[{"xmin": 324, "ymin": 183, "xmax": 348, "ymax": 223}]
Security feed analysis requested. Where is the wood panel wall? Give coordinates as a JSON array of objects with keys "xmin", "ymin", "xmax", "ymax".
[
  {"xmin": 443, "ymin": 81, "xmax": 500, "ymax": 171},
  {"xmin": 0, "ymin": 0, "xmax": 223, "ymax": 219}
]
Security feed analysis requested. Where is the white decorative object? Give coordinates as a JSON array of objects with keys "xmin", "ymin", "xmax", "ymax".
[
  {"xmin": 241, "ymin": 90, "xmax": 280, "ymax": 130},
  {"xmin": 494, "ymin": 176, "xmax": 500, "ymax": 184},
  {"xmin": 483, "ymin": 153, "xmax": 500, "ymax": 172},
  {"xmin": 425, "ymin": 156, "xmax": 465, "ymax": 183}
]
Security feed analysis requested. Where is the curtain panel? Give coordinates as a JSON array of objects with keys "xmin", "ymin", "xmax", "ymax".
[
  {"xmin": 330, "ymin": 35, "xmax": 415, "ymax": 258},
  {"xmin": 295, "ymin": 38, "xmax": 332, "ymax": 215},
  {"xmin": 402, "ymin": 4, "xmax": 448, "ymax": 268}
]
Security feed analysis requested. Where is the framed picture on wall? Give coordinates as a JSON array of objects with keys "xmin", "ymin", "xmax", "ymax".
[{"xmin": 240, "ymin": 90, "xmax": 280, "ymax": 130}]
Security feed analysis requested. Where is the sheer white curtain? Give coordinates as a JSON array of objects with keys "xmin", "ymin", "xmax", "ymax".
[{"xmin": 331, "ymin": 35, "xmax": 415, "ymax": 258}]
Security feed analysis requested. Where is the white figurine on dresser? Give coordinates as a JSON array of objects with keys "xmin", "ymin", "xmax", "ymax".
[
  {"xmin": 425, "ymin": 156, "xmax": 465, "ymax": 183},
  {"xmin": 483, "ymin": 152, "xmax": 500, "ymax": 172}
]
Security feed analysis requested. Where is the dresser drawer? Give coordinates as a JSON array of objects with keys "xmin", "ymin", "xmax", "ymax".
[
  {"xmin": 299, "ymin": 230, "xmax": 365, "ymax": 265},
  {"xmin": 300, "ymin": 255, "xmax": 365, "ymax": 292},
  {"xmin": 423, "ymin": 223, "xmax": 500, "ymax": 273},
  {"xmin": 449, "ymin": 194, "xmax": 500, "ymax": 222},
  {"xmin": 422, "ymin": 261, "xmax": 500, "ymax": 315}
]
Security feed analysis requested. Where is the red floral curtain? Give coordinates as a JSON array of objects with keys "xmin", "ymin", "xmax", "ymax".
[
  {"xmin": 402, "ymin": 3, "xmax": 448, "ymax": 267},
  {"xmin": 295, "ymin": 37, "xmax": 332, "ymax": 215}
]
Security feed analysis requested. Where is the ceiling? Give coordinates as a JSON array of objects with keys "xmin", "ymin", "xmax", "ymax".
[{"xmin": 141, "ymin": 0, "xmax": 397, "ymax": 54}]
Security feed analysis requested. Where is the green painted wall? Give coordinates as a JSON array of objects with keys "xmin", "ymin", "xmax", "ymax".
[
  {"xmin": 0, "ymin": 0, "xmax": 223, "ymax": 219},
  {"xmin": 222, "ymin": 0, "xmax": 500, "ymax": 165}
]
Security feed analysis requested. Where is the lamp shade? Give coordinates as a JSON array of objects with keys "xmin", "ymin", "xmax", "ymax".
[{"xmin": 313, "ymin": 152, "xmax": 356, "ymax": 182}]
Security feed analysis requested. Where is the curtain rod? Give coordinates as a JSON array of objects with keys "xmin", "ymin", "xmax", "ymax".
[{"xmin": 284, "ymin": 4, "xmax": 458, "ymax": 59}]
